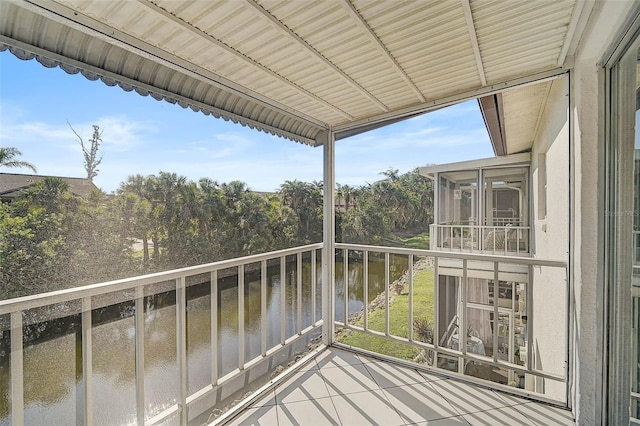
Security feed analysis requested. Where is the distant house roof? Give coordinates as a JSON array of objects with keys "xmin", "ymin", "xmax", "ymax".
[{"xmin": 0, "ymin": 173, "xmax": 99, "ymax": 201}]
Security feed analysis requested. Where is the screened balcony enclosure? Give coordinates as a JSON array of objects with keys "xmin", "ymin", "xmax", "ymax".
[
  {"xmin": 0, "ymin": 244, "xmax": 570, "ymax": 425},
  {"xmin": 420, "ymin": 155, "xmax": 531, "ymax": 256},
  {"xmin": 0, "ymin": 0, "xmax": 603, "ymax": 424}
]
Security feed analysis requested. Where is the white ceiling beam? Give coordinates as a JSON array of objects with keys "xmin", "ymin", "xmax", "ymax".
[
  {"xmin": 135, "ymin": 0, "xmax": 354, "ymax": 121},
  {"xmin": 244, "ymin": 0, "xmax": 389, "ymax": 113},
  {"xmin": 339, "ymin": 0, "xmax": 425, "ymax": 103},
  {"xmin": 530, "ymin": 81, "xmax": 553, "ymax": 147},
  {"xmin": 461, "ymin": 0, "xmax": 486, "ymax": 86},
  {"xmin": 557, "ymin": 0, "xmax": 587, "ymax": 67},
  {"xmin": 334, "ymin": 67, "xmax": 567, "ymax": 138}
]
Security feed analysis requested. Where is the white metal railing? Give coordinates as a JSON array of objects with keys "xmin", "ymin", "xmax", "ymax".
[
  {"xmin": 334, "ymin": 243, "xmax": 568, "ymax": 404},
  {"xmin": 0, "ymin": 243, "xmax": 323, "ymax": 426},
  {"xmin": 430, "ymin": 224, "xmax": 530, "ymax": 255},
  {"xmin": 0, "ymin": 241, "xmax": 569, "ymax": 423}
]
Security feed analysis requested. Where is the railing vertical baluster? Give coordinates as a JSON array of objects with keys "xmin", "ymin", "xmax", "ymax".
[
  {"xmin": 493, "ymin": 227, "xmax": 496, "ymax": 254},
  {"xmin": 135, "ymin": 286, "xmax": 145, "ymax": 426},
  {"xmin": 211, "ymin": 271, "xmax": 218, "ymax": 385},
  {"xmin": 493, "ymin": 263, "xmax": 500, "ymax": 363},
  {"xmin": 504, "ymin": 228, "xmax": 508, "ymax": 255},
  {"xmin": 82, "ymin": 296, "xmax": 93, "ymax": 426},
  {"xmin": 471, "ymin": 226, "xmax": 475, "ymax": 251},
  {"xmin": 297, "ymin": 252, "xmax": 302, "ymax": 334},
  {"xmin": 176, "ymin": 277, "xmax": 187, "ymax": 425},
  {"xmin": 450, "ymin": 227, "xmax": 453, "ymax": 249},
  {"xmin": 10, "ymin": 311, "xmax": 24, "ymax": 426},
  {"xmin": 508, "ymin": 310, "xmax": 515, "ymax": 384},
  {"xmin": 527, "ymin": 264, "xmax": 534, "ymax": 372},
  {"xmin": 261, "ymin": 261, "xmax": 267, "ymax": 356},
  {"xmin": 385, "ymin": 252, "xmax": 390, "ymax": 337},
  {"xmin": 344, "ymin": 249, "xmax": 349, "ymax": 326},
  {"xmin": 311, "ymin": 250, "xmax": 317, "ymax": 325},
  {"xmin": 408, "ymin": 254, "xmax": 414, "ymax": 341},
  {"xmin": 434, "ymin": 256, "xmax": 440, "ymax": 364},
  {"xmin": 238, "ymin": 266, "xmax": 245, "ymax": 370},
  {"xmin": 363, "ymin": 251, "xmax": 369, "ymax": 332},
  {"xmin": 460, "ymin": 259, "xmax": 467, "ymax": 374},
  {"xmin": 280, "ymin": 256, "xmax": 286, "ymax": 345}
]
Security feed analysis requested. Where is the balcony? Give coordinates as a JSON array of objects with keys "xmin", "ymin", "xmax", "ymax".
[
  {"xmin": 430, "ymin": 224, "xmax": 530, "ymax": 256},
  {"xmin": 420, "ymin": 154, "xmax": 532, "ymax": 257},
  {"xmin": 0, "ymin": 244, "xmax": 570, "ymax": 425}
]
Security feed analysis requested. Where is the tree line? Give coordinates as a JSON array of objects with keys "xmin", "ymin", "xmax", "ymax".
[{"xmin": 0, "ymin": 168, "xmax": 432, "ymax": 300}]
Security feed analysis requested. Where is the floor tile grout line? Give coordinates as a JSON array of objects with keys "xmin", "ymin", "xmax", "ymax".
[
  {"xmin": 461, "ymin": 404, "xmax": 539, "ymax": 426},
  {"xmin": 319, "ymin": 362, "xmax": 381, "ymax": 395},
  {"xmin": 275, "ymin": 369, "xmax": 335, "ymax": 405},
  {"xmin": 509, "ymin": 401, "xmax": 576, "ymax": 426},
  {"xmin": 373, "ymin": 381, "xmax": 413, "ymax": 425},
  {"xmin": 362, "ymin": 359, "xmax": 422, "ymax": 389},
  {"xmin": 380, "ymin": 379, "xmax": 465, "ymax": 424},
  {"xmin": 427, "ymin": 379, "xmax": 471, "ymax": 419},
  {"xmin": 320, "ymin": 372, "xmax": 345, "ymax": 426}
]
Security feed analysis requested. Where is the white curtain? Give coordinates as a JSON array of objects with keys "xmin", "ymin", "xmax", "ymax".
[{"xmin": 465, "ymin": 278, "xmax": 493, "ymax": 349}]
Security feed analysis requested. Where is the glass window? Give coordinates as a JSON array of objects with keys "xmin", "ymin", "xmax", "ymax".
[{"xmin": 607, "ymin": 26, "xmax": 640, "ymax": 424}]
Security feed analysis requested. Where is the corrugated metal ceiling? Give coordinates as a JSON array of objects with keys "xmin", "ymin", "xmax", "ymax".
[{"xmin": 0, "ymin": 0, "xmax": 586, "ymax": 146}]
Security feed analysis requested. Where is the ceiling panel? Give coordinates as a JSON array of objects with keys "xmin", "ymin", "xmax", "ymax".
[{"xmin": 0, "ymin": 0, "xmax": 587, "ymax": 146}]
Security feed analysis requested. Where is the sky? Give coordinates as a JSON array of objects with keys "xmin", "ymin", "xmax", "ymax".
[{"xmin": 0, "ymin": 51, "xmax": 494, "ymax": 193}]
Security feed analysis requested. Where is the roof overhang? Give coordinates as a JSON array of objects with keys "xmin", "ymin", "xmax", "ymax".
[
  {"xmin": 418, "ymin": 152, "xmax": 531, "ymax": 179},
  {"xmin": 1, "ymin": 0, "xmax": 591, "ymax": 146}
]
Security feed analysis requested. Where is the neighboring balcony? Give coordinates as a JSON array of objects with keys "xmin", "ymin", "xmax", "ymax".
[
  {"xmin": 430, "ymin": 223, "xmax": 530, "ymax": 256},
  {"xmin": 0, "ymin": 243, "xmax": 569, "ymax": 425},
  {"xmin": 420, "ymin": 154, "xmax": 532, "ymax": 257}
]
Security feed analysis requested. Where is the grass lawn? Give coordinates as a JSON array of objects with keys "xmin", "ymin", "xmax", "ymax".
[
  {"xmin": 397, "ymin": 231, "xmax": 430, "ymax": 249},
  {"xmin": 337, "ymin": 263, "xmax": 435, "ymax": 361}
]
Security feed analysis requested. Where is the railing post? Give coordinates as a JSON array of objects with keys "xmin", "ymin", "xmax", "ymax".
[
  {"xmin": 10, "ymin": 311, "xmax": 24, "ymax": 426},
  {"xmin": 321, "ymin": 129, "xmax": 335, "ymax": 346},
  {"xmin": 408, "ymin": 254, "xmax": 414, "ymax": 341},
  {"xmin": 280, "ymin": 256, "xmax": 286, "ymax": 345},
  {"xmin": 434, "ymin": 256, "xmax": 440, "ymax": 366},
  {"xmin": 82, "ymin": 296, "xmax": 93, "ymax": 426},
  {"xmin": 261, "ymin": 261, "xmax": 267, "ymax": 356},
  {"xmin": 176, "ymin": 277, "xmax": 187, "ymax": 425},
  {"xmin": 429, "ymin": 224, "xmax": 435, "ymax": 250},
  {"xmin": 385, "ymin": 252, "xmax": 390, "ymax": 336},
  {"xmin": 238, "ymin": 266, "xmax": 245, "ymax": 369},
  {"xmin": 297, "ymin": 252, "xmax": 302, "ymax": 334},
  {"xmin": 527, "ymin": 264, "xmax": 534, "ymax": 372},
  {"xmin": 493, "ymin": 262, "xmax": 500, "ymax": 363},
  {"xmin": 363, "ymin": 251, "xmax": 369, "ymax": 332},
  {"xmin": 311, "ymin": 249, "xmax": 317, "ymax": 325},
  {"xmin": 460, "ymin": 259, "xmax": 468, "ymax": 374},
  {"xmin": 211, "ymin": 271, "xmax": 218, "ymax": 385},
  {"xmin": 344, "ymin": 249, "xmax": 349, "ymax": 326},
  {"xmin": 135, "ymin": 286, "xmax": 145, "ymax": 426}
]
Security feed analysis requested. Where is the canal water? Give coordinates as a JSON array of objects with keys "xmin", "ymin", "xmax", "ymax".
[{"xmin": 0, "ymin": 253, "xmax": 409, "ymax": 425}]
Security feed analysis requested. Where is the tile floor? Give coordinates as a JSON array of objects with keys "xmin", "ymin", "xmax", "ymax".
[{"xmin": 224, "ymin": 347, "xmax": 575, "ymax": 425}]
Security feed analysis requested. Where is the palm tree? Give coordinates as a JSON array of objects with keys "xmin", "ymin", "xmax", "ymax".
[{"xmin": 0, "ymin": 147, "xmax": 37, "ymax": 173}]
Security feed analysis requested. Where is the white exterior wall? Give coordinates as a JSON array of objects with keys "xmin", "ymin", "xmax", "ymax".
[
  {"xmin": 570, "ymin": 2, "xmax": 637, "ymax": 423},
  {"xmin": 530, "ymin": 76, "xmax": 570, "ymax": 400}
]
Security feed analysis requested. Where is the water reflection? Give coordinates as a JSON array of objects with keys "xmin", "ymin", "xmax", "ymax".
[{"xmin": 0, "ymin": 254, "xmax": 408, "ymax": 424}]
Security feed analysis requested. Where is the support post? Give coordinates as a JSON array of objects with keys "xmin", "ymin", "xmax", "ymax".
[{"xmin": 321, "ymin": 129, "xmax": 336, "ymax": 346}]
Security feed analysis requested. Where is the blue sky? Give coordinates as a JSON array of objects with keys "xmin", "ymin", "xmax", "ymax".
[{"xmin": 0, "ymin": 51, "xmax": 494, "ymax": 193}]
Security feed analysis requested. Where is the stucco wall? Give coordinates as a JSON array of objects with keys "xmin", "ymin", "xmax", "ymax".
[
  {"xmin": 570, "ymin": 1, "xmax": 637, "ymax": 423},
  {"xmin": 530, "ymin": 76, "xmax": 570, "ymax": 401}
]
